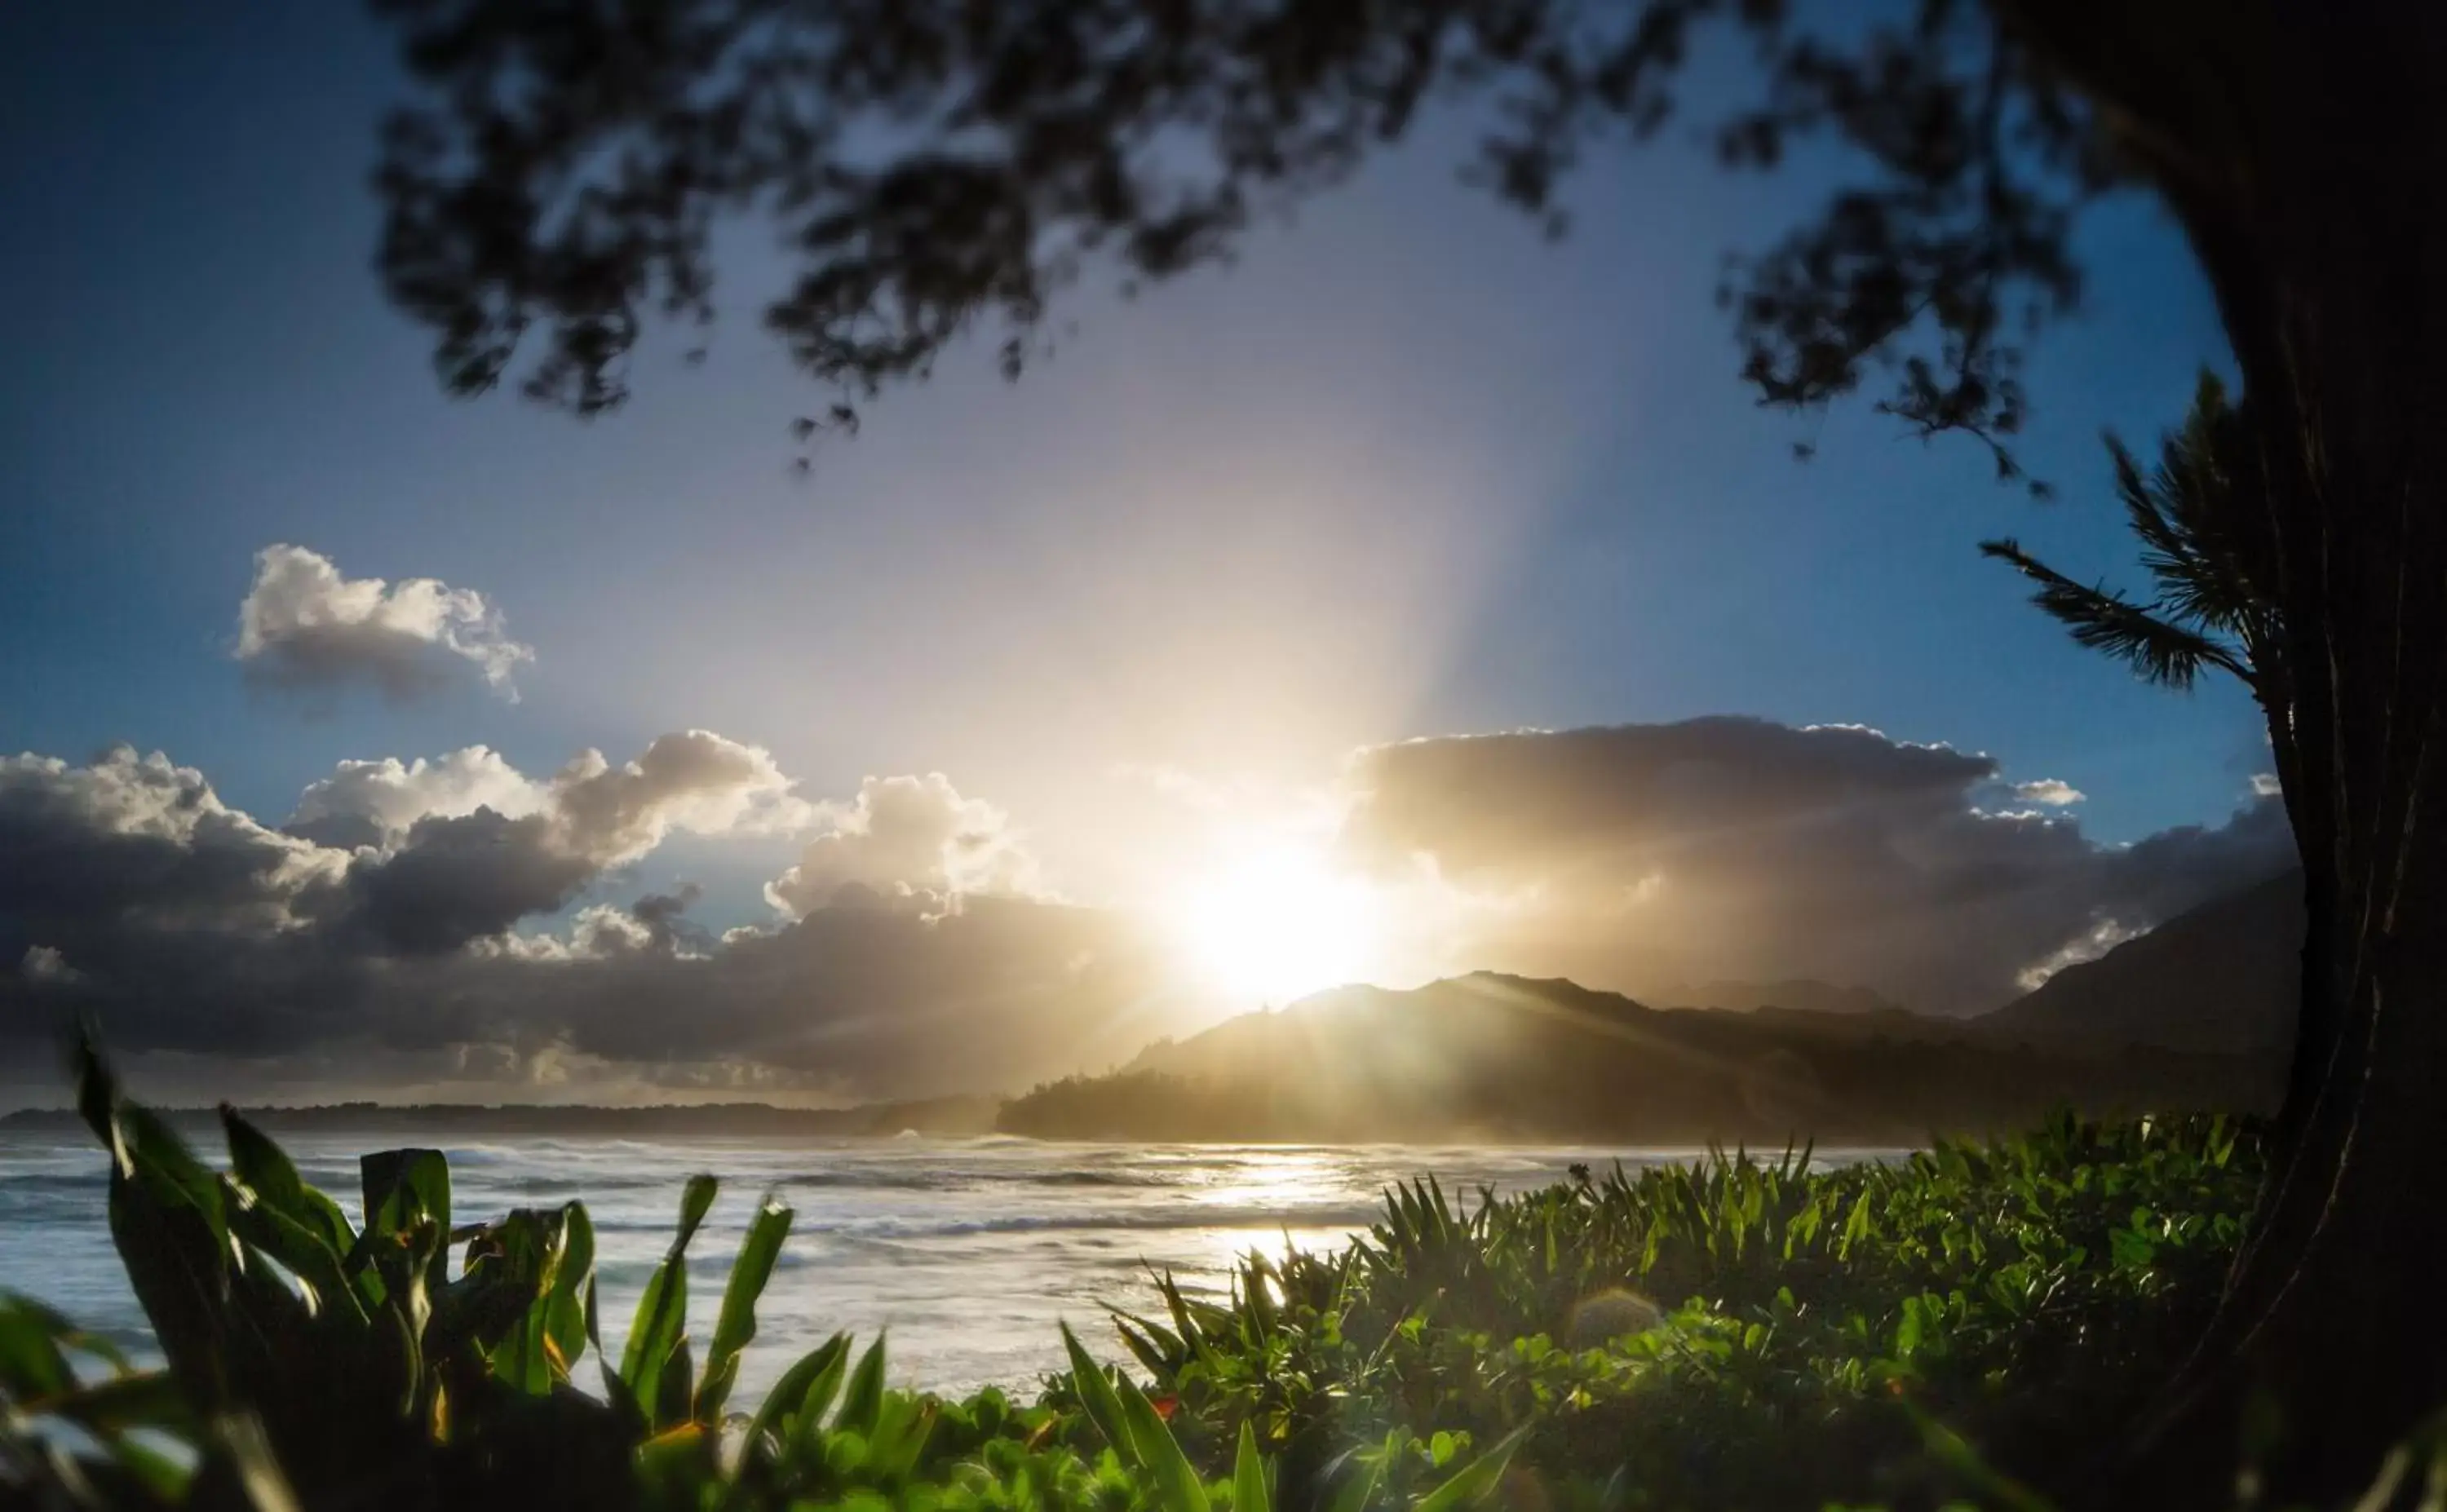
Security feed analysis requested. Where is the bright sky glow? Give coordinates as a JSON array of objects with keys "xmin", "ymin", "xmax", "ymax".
[{"xmin": 1165, "ymin": 839, "xmax": 1387, "ymax": 1005}]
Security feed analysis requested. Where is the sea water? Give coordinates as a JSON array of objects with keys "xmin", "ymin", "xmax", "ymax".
[{"xmin": 0, "ymin": 1130, "xmax": 1728, "ymax": 1401}]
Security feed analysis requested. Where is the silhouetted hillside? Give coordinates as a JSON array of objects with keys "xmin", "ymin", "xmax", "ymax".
[
  {"xmin": 1652, "ymin": 979, "xmax": 1909, "ymax": 1016},
  {"xmin": 1002, "ymin": 974, "xmax": 2277, "ymax": 1143},
  {"xmin": 0, "ymin": 1095, "xmax": 1000, "ymax": 1138},
  {"xmin": 1976, "ymin": 874, "xmax": 2301, "ymax": 1054}
]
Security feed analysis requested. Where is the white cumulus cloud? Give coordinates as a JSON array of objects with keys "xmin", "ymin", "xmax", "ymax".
[
  {"xmin": 237, "ymin": 544, "xmax": 534, "ymax": 701},
  {"xmin": 768, "ymin": 773, "xmax": 1043, "ymax": 917}
]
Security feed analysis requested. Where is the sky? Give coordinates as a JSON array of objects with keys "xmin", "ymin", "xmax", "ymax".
[{"xmin": 0, "ymin": 5, "xmax": 2289, "ymax": 1106}]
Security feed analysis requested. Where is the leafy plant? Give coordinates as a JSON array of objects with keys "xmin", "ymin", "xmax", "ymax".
[{"xmin": 5, "ymin": 1042, "xmax": 2435, "ymax": 1510}]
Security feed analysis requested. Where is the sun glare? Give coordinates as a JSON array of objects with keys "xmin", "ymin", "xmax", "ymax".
[{"xmin": 1166, "ymin": 841, "xmax": 1383, "ymax": 1005}]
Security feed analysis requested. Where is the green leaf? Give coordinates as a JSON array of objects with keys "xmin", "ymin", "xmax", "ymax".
[
  {"xmin": 544, "ymin": 1202, "xmax": 594, "ymax": 1377},
  {"xmin": 361, "ymin": 1148, "xmax": 451, "ymax": 1240},
  {"xmin": 1061, "ymin": 1320, "xmax": 1135, "ymax": 1465},
  {"xmin": 656, "ymin": 1334, "xmax": 696, "ymax": 1430},
  {"xmin": 360, "ymin": 1148, "xmax": 453, "ymax": 1298},
  {"xmin": 836, "ymin": 1333, "xmax": 890, "ymax": 1435},
  {"xmin": 783, "ymin": 1335, "xmax": 856, "ymax": 1469},
  {"xmin": 73, "ymin": 1024, "xmax": 127, "ymax": 1172},
  {"xmin": 697, "ymin": 1193, "xmax": 793, "ymax": 1422},
  {"xmin": 1115, "ymin": 1370, "xmax": 1206, "ymax": 1512},
  {"xmin": 221, "ymin": 1178, "xmax": 366, "ymax": 1329},
  {"xmin": 619, "ymin": 1174, "xmax": 719, "ymax": 1424},
  {"xmin": 220, "ymin": 1107, "xmax": 354, "ymax": 1258},
  {"xmin": 1410, "ymin": 1426, "xmax": 1529, "ymax": 1512},
  {"xmin": 741, "ymin": 1331, "xmax": 850, "ymax": 1469},
  {"xmin": 1323, "ymin": 1453, "xmax": 1380, "ymax": 1512},
  {"xmin": 0, "ymin": 1292, "xmax": 77, "ymax": 1399},
  {"xmin": 206, "ymin": 1409, "xmax": 305, "ymax": 1512},
  {"xmin": 1235, "ymin": 1419, "xmax": 1271, "ymax": 1512},
  {"xmin": 865, "ymin": 1392, "xmax": 938, "ymax": 1481},
  {"xmin": 96, "ymin": 1098, "xmax": 241, "ymax": 1403}
]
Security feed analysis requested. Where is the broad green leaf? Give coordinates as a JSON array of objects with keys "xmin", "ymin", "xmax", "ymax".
[
  {"xmin": 697, "ymin": 1193, "xmax": 792, "ymax": 1422},
  {"xmin": 1410, "ymin": 1426, "xmax": 1529, "ymax": 1512},
  {"xmin": 207, "ymin": 1409, "xmax": 305, "ymax": 1512},
  {"xmin": 221, "ymin": 1178, "xmax": 366, "ymax": 1329},
  {"xmin": 741, "ymin": 1330, "xmax": 849, "ymax": 1469},
  {"xmin": 836, "ymin": 1333, "xmax": 890, "ymax": 1435},
  {"xmin": 73, "ymin": 1024, "xmax": 126, "ymax": 1173},
  {"xmin": 0, "ymin": 1293, "xmax": 77, "ymax": 1399},
  {"xmin": 94, "ymin": 1430, "xmax": 192, "ymax": 1503},
  {"xmin": 361, "ymin": 1148, "xmax": 453, "ymax": 1297},
  {"xmin": 42, "ymin": 1368, "xmax": 195, "ymax": 1438},
  {"xmin": 656, "ymin": 1334, "xmax": 696, "ymax": 1430},
  {"xmin": 361, "ymin": 1149, "xmax": 451, "ymax": 1240},
  {"xmin": 1235, "ymin": 1419, "xmax": 1270, "ymax": 1512},
  {"xmin": 865, "ymin": 1392, "xmax": 938, "ymax": 1481},
  {"xmin": 221, "ymin": 1107, "xmax": 354, "ymax": 1256},
  {"xmin": 1322, "ymin": 1453, "xmax": 1380, "ymax": 1512},
  {"xmin": 620, "ymin": 1174, "xmax": 719, "ymax": 1420},
  {"xmin": 635, "ymin": 1420, "xmax": 712, "ymax": 1488},
  {"xmin": 98, "ymin": 1099, "xmax": 240, "ymax": 1401},
  {"xmin": 1061, "ymin": 1320, "xmax": 1135, "ymax": 1466},
  {"xmin": 544, "ymin": 1202, "xmax": 594, "ymax": 1378},
  {"xmin": 784, "ymin": 1334, "xmax": 856, "ymax": 1469},
  {"xmin": 620, "ymin": 1263, "xmax": 686, "ymax": 1421},
  {"xmin": 1116, "ymin": 1369, "xmax": 1206, "ymax": 1512}
]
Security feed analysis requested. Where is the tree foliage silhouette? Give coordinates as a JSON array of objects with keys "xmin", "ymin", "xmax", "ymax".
[
  {"xmin": 1984, "ymin": 376, "xmax": 2284, "ymax": 705},
  {"xmin": 367, "ymin": 0, "xmax": 2447, "ymax": 1496}
]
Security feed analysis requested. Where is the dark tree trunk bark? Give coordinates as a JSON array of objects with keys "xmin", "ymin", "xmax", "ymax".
[{"xmin": 2086, "ymin": 2, "xmax": 2447, "ymax": 1500}]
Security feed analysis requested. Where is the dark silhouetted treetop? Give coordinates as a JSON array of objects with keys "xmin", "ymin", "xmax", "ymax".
[{"xmin": 371, "ymin": 0, "xmax": 2115, "ymax": 483}]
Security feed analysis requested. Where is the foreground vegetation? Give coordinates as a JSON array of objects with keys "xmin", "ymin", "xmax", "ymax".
[{"xmin": 7, "ymin": 1051, "xmax": 2442, "ymax": 1509}]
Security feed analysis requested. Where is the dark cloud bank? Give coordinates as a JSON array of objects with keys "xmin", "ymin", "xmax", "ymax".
[
  {"xmin": 1343, "ymin": 718, "xmax": 2291, "ymax": 1016},
  {"xmin": 1, "ymin": 718, "xmax": 2291, "ymax": 1104}
]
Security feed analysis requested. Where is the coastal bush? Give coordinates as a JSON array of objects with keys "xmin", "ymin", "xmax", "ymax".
[{"xmin": 3, "ymin": 1046, "xmax": 2438, "ymax": 1510}]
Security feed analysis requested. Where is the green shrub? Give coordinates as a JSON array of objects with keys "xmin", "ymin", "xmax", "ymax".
[{"xmin": 3, "ymin": 1044, "xmax": 2439, "ymax": 1510}]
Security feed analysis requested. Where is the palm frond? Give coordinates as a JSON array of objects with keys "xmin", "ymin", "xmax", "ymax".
[
  {"xmin": 1980, "ymin": 538, "xmax": 2250, "ymax": 691},
  {"xmin": 2107, "ymin": 374, "xmax": 2275, "ymax": 639}
]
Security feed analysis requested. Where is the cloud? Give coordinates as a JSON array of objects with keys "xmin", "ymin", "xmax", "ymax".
[
  {"xmin": 237, "ymin": 544, "xmax": 535, "ymax": 701},
  {"xmin": 287, "ymin": 747, "xmax": 543, "ymax": 849},
  {"xmin": 767, "ymin": 773, "xmax": 1042, "ymax": 917},
  {"xmin": 0, "ymin": 743, "xmax": 1170, "ymax": 1105},
  {"xmin": 1342, "ymin": 718, "xmax": 2293, "ymax": 1014},
  {"xmin": 323, "ymin": 731, "xmax": 812, "ymax": 956},
  {"xmin": 2011, "ymin": 779, "xmax": 2086, "ymax": 807},
  {"xmin": 0, "ymin": 718, "xmax": 2300, "ymax": 1104},
  {"xmin": 0, "ymin": 748, "xmax": 347, "ymax": 936},
  {"xmin": 551, "ymin": 731, "xmax": 813, "ymax": 863}
]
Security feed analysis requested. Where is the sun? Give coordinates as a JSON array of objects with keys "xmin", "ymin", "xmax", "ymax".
[{"xmin": 1165, "ymin": 840, "xmax": 1383, "ymax": 1005}]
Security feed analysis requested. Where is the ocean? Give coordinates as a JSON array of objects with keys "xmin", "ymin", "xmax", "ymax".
[{"xmin": 0, "ymin": 1130, "xmax": 1732, "ymax": 1402}]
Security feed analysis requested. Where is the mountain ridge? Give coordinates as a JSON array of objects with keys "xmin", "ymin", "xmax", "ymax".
[{"xmin": 1007, "ymin": 968, "xmax": 2277, "ymax": 1143}]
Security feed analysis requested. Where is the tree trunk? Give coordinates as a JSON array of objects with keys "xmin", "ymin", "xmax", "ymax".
[{"xmin": 2095, "ymin": 2, "xmax": 2447, "ymax": 1500}]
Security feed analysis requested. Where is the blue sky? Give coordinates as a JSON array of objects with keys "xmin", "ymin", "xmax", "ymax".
[{"xmin": 1, "ymin": 7, "xmax": 2265, "ymax": 965}]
